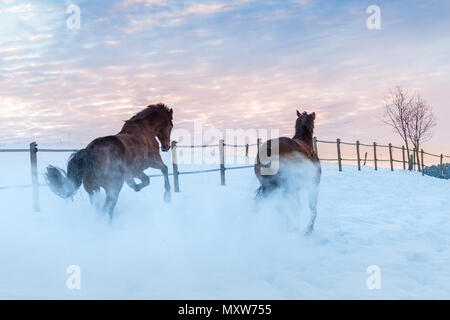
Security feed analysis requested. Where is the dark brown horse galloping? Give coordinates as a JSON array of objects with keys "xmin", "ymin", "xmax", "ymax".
[
  {"xmin": 255, "ymin": 111, "xmax": 321, "ymax": 234},
  {"xmin": 45, "ymin": 103, "xmax": 173, "ymax": 219}
]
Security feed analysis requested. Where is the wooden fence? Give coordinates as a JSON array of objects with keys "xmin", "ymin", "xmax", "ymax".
[
  {"xmin": 170, "ymin": 139, "xmax": 261, "ymax": 192},
  {"xmin": 0, "ymin": 138, "xmax": 448, "ymax": 212},
  {"xmin": 313, "ymin": 138, "xmax": 449, "ymax": 177}
]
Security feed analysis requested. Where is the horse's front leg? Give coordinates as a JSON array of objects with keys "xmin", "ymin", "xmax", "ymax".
[
  {"xmin": 161, "ymin": 165, "xmax": 171, "ymax": 202},
  {"xmin": 148, "ymin": 158, "xmax": 171, "ymax": 203}
]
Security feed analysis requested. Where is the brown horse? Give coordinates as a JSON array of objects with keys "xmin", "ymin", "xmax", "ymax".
[
  {"xmin": 254, "ymin": 110, "xmax": 321, "ymax": 234},
  {"xmin": 45, "ymin": 103, "xmax": 174, "ymax": 219}
]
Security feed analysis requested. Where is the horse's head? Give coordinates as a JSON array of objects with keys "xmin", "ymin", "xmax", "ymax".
[
  {"xmin": 124, "ymin": 103, "xmax": 174, "ymax": 151},
  {"xmin": 295, "ymin": 110, "xmax": 316, "ymax": 135},
  {"xmin": 156, "ymin": 107, "xmax": 173, "ymax": 152}
]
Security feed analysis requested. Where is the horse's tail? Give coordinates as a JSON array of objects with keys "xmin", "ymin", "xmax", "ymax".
[{"xmin": 45, "ymin": 149, "xmax": 90, "ymax": 199}]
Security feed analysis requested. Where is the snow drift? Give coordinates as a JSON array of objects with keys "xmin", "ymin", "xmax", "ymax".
[{"xmin": 0, "ymin": 151, "xmax": 449, "ymax": 299}]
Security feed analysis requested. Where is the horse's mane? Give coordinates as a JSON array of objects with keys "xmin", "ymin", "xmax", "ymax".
[{"xmin": 127, "ymin": 103, "xmax": 172, "ymax": 123}]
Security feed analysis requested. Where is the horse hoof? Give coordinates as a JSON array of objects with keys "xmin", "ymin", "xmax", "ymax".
[{"xmin": 164, "ymin": 192, "xmax": 171, "ymax": 203}]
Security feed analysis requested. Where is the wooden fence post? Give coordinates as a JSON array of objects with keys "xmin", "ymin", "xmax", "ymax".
[
  {"xmin": 407, "ymin": 147, "xmax": 412, "ymax": 170},
  {"xmin": 356, "ymin": 141, "xmax": 361, "ymax": 171},
  {"xmin": 421, "ymin": 149, "xmax": 425, "ymax": 176},
  {"xmin": 171, "ymin": 141, "xmax": 180, "ymax": 192},
  {"xmin": 363, "ymin": 152, "xmax": 368, "ymax": 166},
  {"xmin": 440, "ymin": 154, "xmax": 444, "ymax": 179},
  {"xmin": 373, "ymin": 142, "xmax": 377, "ymax": 171},
  {"xmin": 416, "ymin": 148, "xmax": 421, "ymax": 171},
  {"xmin": 257, "ymin": 138, "xmax": 261, "ymax": 155},
  {"xmin": 336, "ymin": 138, "xmax": 342, "ymax": 172},
  {"xmin": 413, "ymin": 148, "xmax": 416, "ymax": 171},
  {"xmin": 219, "ymin": 139, "xmax": 225, "ymax": 186},
  {"xmin": 313, "ymin": 137, "xmax": 319, "ymax": 158},
  {"xmin": 29, "ymin": 142, "xmax": 40, "ymax": 212},
  {"xmin": 389, "ymin": 143, "xmax": 394, "ymax": 171},
  {"xmin": 245, "ymin": 143, "xmax": 249, "ymax": 158},
  {"xmin": 402, "ymin": 146, "xmax": 406, "ymax": 170}
]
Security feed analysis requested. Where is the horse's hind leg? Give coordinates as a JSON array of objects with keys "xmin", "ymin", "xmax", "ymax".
[
  {"xmin": 84, "ymin": 176, "xmax": 101, "ymax": 210},
  {"xmin": 126, "ymin": 172, "xmax": 149, "ymax": 192},
  {"xmin": 87, "ymin": 191, "xmax": 102, "ymax": 211},
  {"xmin": 255, "ymin": 185, "xmax": 266, "ymax": 200},
  {"xmin": 103, "ymin": 181, "xmax": 123, "ymax": 221},
  {"xmin": 255, "ymin": 176, "xmax": 278, "ymax": 199},
  {"xmin": 305, "ymin": 184, "xmax": 319, "ymax": 235},
  {"xmin": 125, "ymin": 179, "xmax": 138, "ymax": 191}
]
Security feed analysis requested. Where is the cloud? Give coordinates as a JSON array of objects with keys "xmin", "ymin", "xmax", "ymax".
[
  {"xmin": 28, "ymin": 34, "xmax": 53, "ymax": 42},
  {"xmin": 0, "ymin": 47, "xmax": 23, "ymax": 54},
  {"xmin": 122, "ymin": 0, "xmax": 252, "ymax": 33},
  {"xmin": 104, "ymin": 40, "xmax": 120, "ymax": 46},
  {"xmin": 1, "ymin": 0, "xmax": 450, "ymax": 154},
  {"xmin": 168, "ymin": 49, "xmax": 184, "ymax": 55},
  {"xmin": 297, "ymin": 0, "xmax": 314, "ymax": 7},
  {"xmin": 181, "ymin": 3, "xmax": 227, "ymax": 15},
  {"xmin": 120, "ymin": 0, "xmax": 168, "ymax": 7},
  {"xmin": 0, "ymin": 2, "xmax": 33, "ymax": 14},
  {"xmin": 181, "ymin": 0, "xmax": 251, "ymax": 16}
]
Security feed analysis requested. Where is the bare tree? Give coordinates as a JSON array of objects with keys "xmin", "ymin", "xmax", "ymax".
[
  {"xmin": 407, "ymin": 94, "xmax": 436, "ymax": 168},
  {"xmin": 383, "ymin": 86, "xmax": 413, "ymax": 163}
]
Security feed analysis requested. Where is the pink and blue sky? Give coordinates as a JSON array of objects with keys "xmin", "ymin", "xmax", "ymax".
[{"xmin": 1, "ymin": 0, "xmax": 449, "ymax": 152}]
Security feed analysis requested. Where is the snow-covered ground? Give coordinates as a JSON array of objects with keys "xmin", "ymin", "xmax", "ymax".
[{"xmin": 0, "ymin": 150, "xmax": 449, "ymax": 299}]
